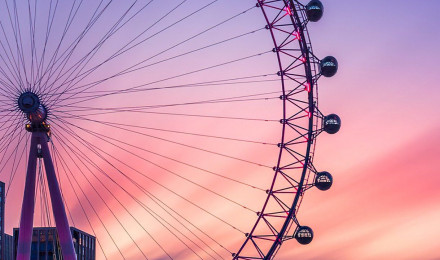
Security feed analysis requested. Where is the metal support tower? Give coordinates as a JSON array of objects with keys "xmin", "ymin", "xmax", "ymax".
[{"xmin": 16, "ymin": 127, "xmax": 76, "ymax": 260}]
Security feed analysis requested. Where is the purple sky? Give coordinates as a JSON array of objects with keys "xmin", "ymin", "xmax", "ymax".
[{"xmin": 0, "ymin": 1, "xmax": 439, "ymax": 259}]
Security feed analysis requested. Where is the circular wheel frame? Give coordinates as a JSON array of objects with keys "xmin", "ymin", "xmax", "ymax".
[
  {"xmin": 234, "ymin": 1, "xmax": 325, "ymax": 259},
  {"xmin": 0, "ymin": 1, "xmax": 339, "ymax": 259}
]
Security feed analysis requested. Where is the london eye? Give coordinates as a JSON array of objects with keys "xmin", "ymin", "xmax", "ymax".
[{"xmin": 0, "ymin": 0, "xmax": 341, "ymax": 259}]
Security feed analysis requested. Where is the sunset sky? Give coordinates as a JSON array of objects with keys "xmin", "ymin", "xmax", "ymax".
[
  {"xmin": 283, "ymin": 0, "xmax": 440, "ymax": 259},
  {"xmin": 0, "ymin": 0, "xmax": 439, "ymax": 259}
]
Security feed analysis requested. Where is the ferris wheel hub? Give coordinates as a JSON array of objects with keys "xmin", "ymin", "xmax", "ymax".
[
  {"xmin": 18, "ymin": 92, "xmax": 48, "ymax": 124},
  {"xmin": 18, "ymin": 92, "xmax": 40, "ymax": 113}
]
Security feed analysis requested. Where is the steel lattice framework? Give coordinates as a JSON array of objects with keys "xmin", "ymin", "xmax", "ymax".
[{"xmin": 233, "ymin": 0, "xmax": 336, "ymax": 259}]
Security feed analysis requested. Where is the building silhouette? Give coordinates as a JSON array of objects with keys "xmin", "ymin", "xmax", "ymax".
[
  {"xmin": 0, "ymin": 181, "xmax": 5, "ymax": 259},
  {"xmin": 13, "ymin": 227, "xmax": 96, "ymax": 260},
  {"xmin": 3, "ymin": 233, "xmax": 13, "ymax": 260},
  {"xmin": 0, "ymin": 181, "xmax": 95, "ymax": 259},
  {"xmin": 0, "ymin": 181, "xmax": 13, "ymax": 260}
]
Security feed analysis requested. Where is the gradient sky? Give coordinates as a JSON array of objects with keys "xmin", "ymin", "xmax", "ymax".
[
  {"xmin": 279, "ymin": 0, "xmax": 440, "ymax": 259},
  {"xmin": 1, "ymin": 0, "xmax": 440, "ymax": 259}
]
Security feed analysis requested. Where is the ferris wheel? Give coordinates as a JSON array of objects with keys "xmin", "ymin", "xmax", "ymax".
[{"xmin": 0, "ymin": 0, "xmax": 341, "ymax": 259}]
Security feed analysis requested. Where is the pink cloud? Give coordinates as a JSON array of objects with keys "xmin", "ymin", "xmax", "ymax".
[{"xmin": 276, "ymin": 126, "xmax": 440, "ymax": 259}]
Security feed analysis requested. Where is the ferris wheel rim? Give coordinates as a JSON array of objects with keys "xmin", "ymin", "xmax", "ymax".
[{"xmin": 232, "ymin": 0, "xmax": 321, "ymax": 258}]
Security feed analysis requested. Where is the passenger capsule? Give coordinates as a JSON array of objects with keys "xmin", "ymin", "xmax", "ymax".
[
  {"xmin": 306, "ymin": 0, "xmax": 324, "ymax": 22},
  {"xmin": 323, "ymin": 114, "xmax": 341, "ymax": 134},
  {"xmin": 295, "ymin": 226, "xmax": 314, "ymax": 245},
  {"xmin": 315, "ymin": 171, "xmax": 333, "ymax": 191},
  {"xmin": 320, "ymin": 56, "xmax": 338, "ymax": 77}
]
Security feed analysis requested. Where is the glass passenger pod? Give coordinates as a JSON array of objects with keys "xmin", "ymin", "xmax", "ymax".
[
  {"xmin": 315, "ymin": 171, "xmax": 333, "ymax": 191},
  {"xmin": 306, "ymin": 0, "xmax": 324, "ymax": 22},
  {"xmin": 323, "ymin": 113, "xmax": 341, "ymax": 134},
  {"xmin": 295, "ymin": 226, "xmax": 314, "ymax": 245},
  {"xmin": 320, "ymin": 56, "xmax": 338, "ymax": 77}
]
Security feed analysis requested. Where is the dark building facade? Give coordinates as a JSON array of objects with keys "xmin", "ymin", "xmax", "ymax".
[
  {"xmin": 0, "ymin": 181, "xmax": 13, "ymax": 260},
  {"xmin": 0, "ymin": 181, "xmax": 5, "ymax": 259},
  {"xmin": 3, "ymin": 234, "xmax": 13, "ymax": 260},
  {"xmin": 13, "ymin": 227, "xmax": 96, "ymax": 260}
]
